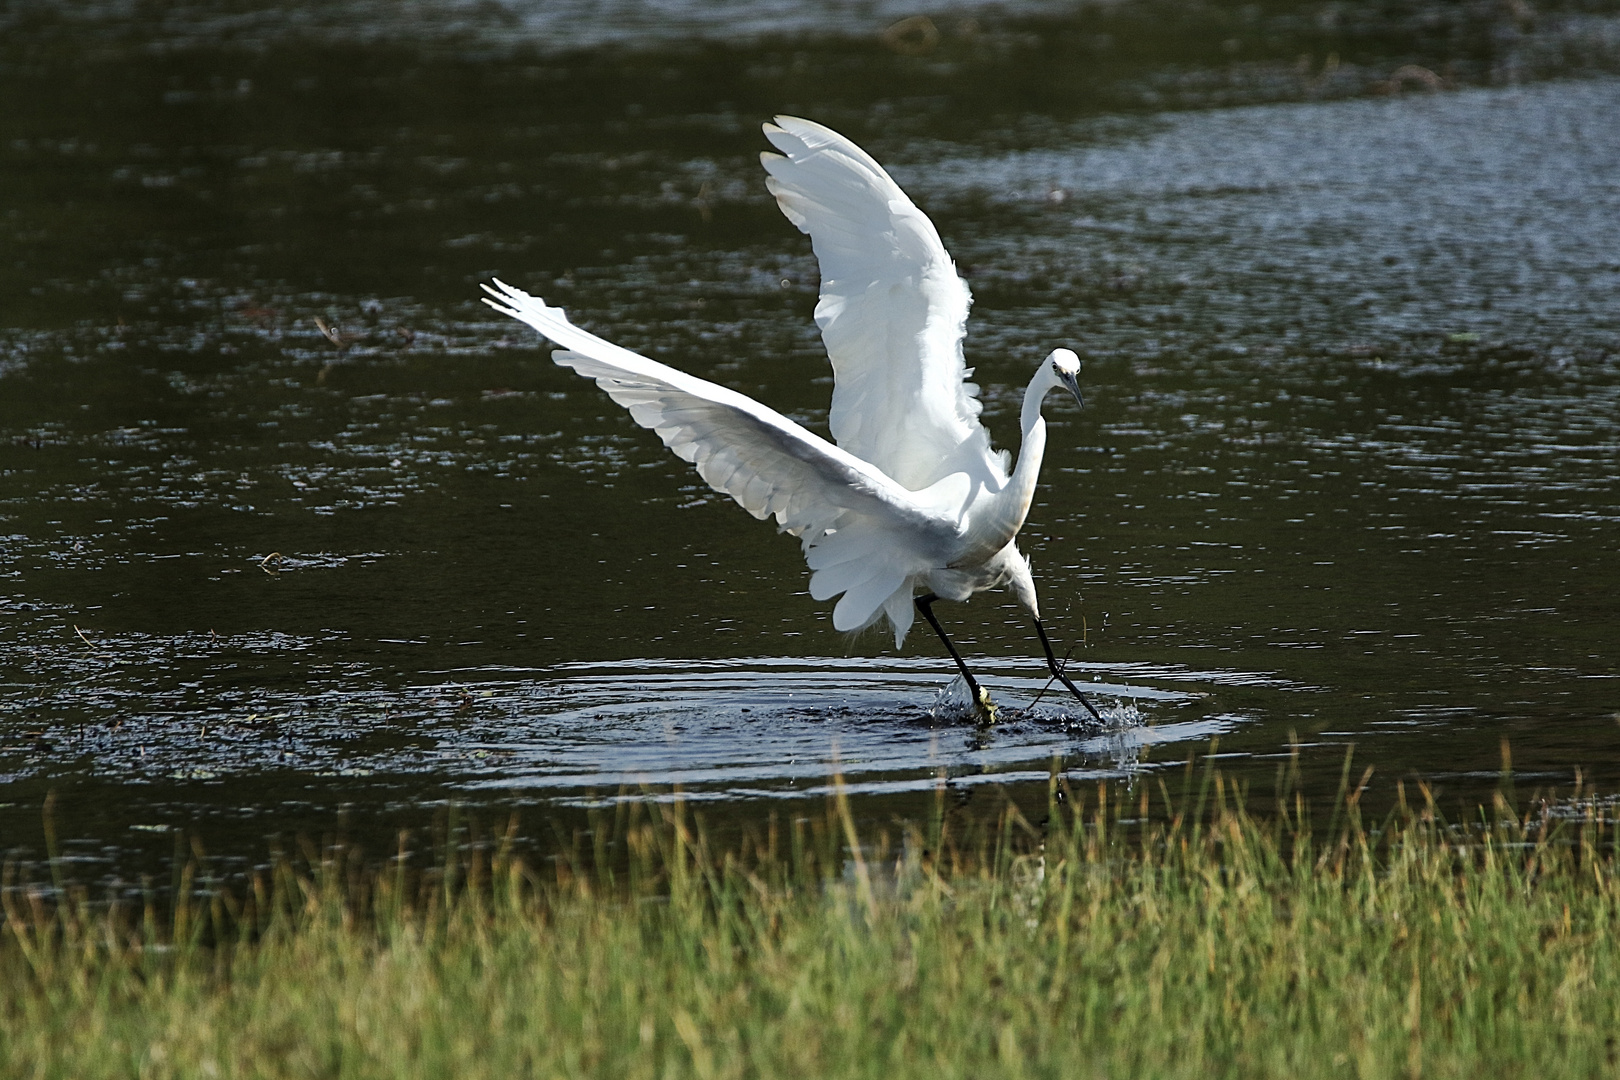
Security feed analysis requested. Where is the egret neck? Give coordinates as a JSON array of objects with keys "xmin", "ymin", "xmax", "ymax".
[{"xmin": 954, "ymin": 352, "xmax": 1076, "ymax": 563}]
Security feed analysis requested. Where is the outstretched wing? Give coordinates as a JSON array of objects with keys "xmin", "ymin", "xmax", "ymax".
[
  {"xmin": 761, "ymin": 116, "xmax": 1004, "ymax": 493},
  {"xmin": 481, "ymin": 279, "xmax": 957, "ymax": 553}
]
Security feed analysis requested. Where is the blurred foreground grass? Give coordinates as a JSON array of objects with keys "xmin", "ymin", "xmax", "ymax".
[{"xmin": 3, "ymin": 761, "xmax": 1619, "ymax": 1079}]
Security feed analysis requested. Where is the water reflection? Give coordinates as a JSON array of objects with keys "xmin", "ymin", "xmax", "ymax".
[{"xmin": 2, "ymin": 2, "xmax": 1619, "ymax": 880}]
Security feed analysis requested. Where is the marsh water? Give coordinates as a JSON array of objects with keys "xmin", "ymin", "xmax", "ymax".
[{"xmin": 2, "ymin": 0, "xmax": 1619, "ymax": 883}]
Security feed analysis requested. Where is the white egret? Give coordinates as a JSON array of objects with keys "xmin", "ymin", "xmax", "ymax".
[{"xmin": 483, "ymin": 116, "xmax": 1100, "ymax": 720}]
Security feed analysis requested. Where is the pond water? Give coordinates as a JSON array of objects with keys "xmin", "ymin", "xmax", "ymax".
[{"xmin": 2, "ymin": 0, "xmax": 1619, "ymax": 883}]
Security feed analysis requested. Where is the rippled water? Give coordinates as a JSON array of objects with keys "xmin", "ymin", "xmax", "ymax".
[{"xmin": 2, "ymin": 0, "xmax": 1619, "ymax": 881}]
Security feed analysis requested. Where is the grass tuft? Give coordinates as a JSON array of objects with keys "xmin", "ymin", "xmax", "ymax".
[{"xmin": 4, "ymin": 766, "xmax": 1620, "ymax": 1078}]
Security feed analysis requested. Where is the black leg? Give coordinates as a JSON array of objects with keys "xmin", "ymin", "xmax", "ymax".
[
  {"xmin": 1033, "ymin": 618, "xmax": 1103, "ymax": 721},
  {"xmin": 915, "ymin": 594, "xmax": 990, "ymax": 714}
]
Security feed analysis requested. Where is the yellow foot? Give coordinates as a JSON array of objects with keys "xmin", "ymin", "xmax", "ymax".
[{"xmin": 974, "ymin": 686, "xmax": 999, "ymax": 724}]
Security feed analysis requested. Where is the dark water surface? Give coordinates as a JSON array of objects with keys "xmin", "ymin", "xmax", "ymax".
[{"xmin": 3, "ymin": 1, "xmax": 1619, "ymax": 882}]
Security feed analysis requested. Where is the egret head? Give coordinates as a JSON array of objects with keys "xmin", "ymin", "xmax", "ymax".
[{"xmin": 1047, "ymin": 348, "xmax": 1084, "ymax": 408}]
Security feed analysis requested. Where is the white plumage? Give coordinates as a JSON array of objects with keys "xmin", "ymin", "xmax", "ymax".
[
  {"xmin": 483, "ymin": 116, "xmax": 1100, "ymax": 717},
  {"xmin": 760, "ymin": 118, "xmax": 1001, "ymax": 493}
]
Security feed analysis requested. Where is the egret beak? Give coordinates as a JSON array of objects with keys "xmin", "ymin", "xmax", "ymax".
[{"xmin": 1057, "ymin": 367, "xmax": 1084, "ymax": 409}]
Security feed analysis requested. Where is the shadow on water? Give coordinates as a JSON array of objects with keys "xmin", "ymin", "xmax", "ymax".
[{"xmin": 2, "ymin": 0, "xmax": 1620, "ymax": 883}]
